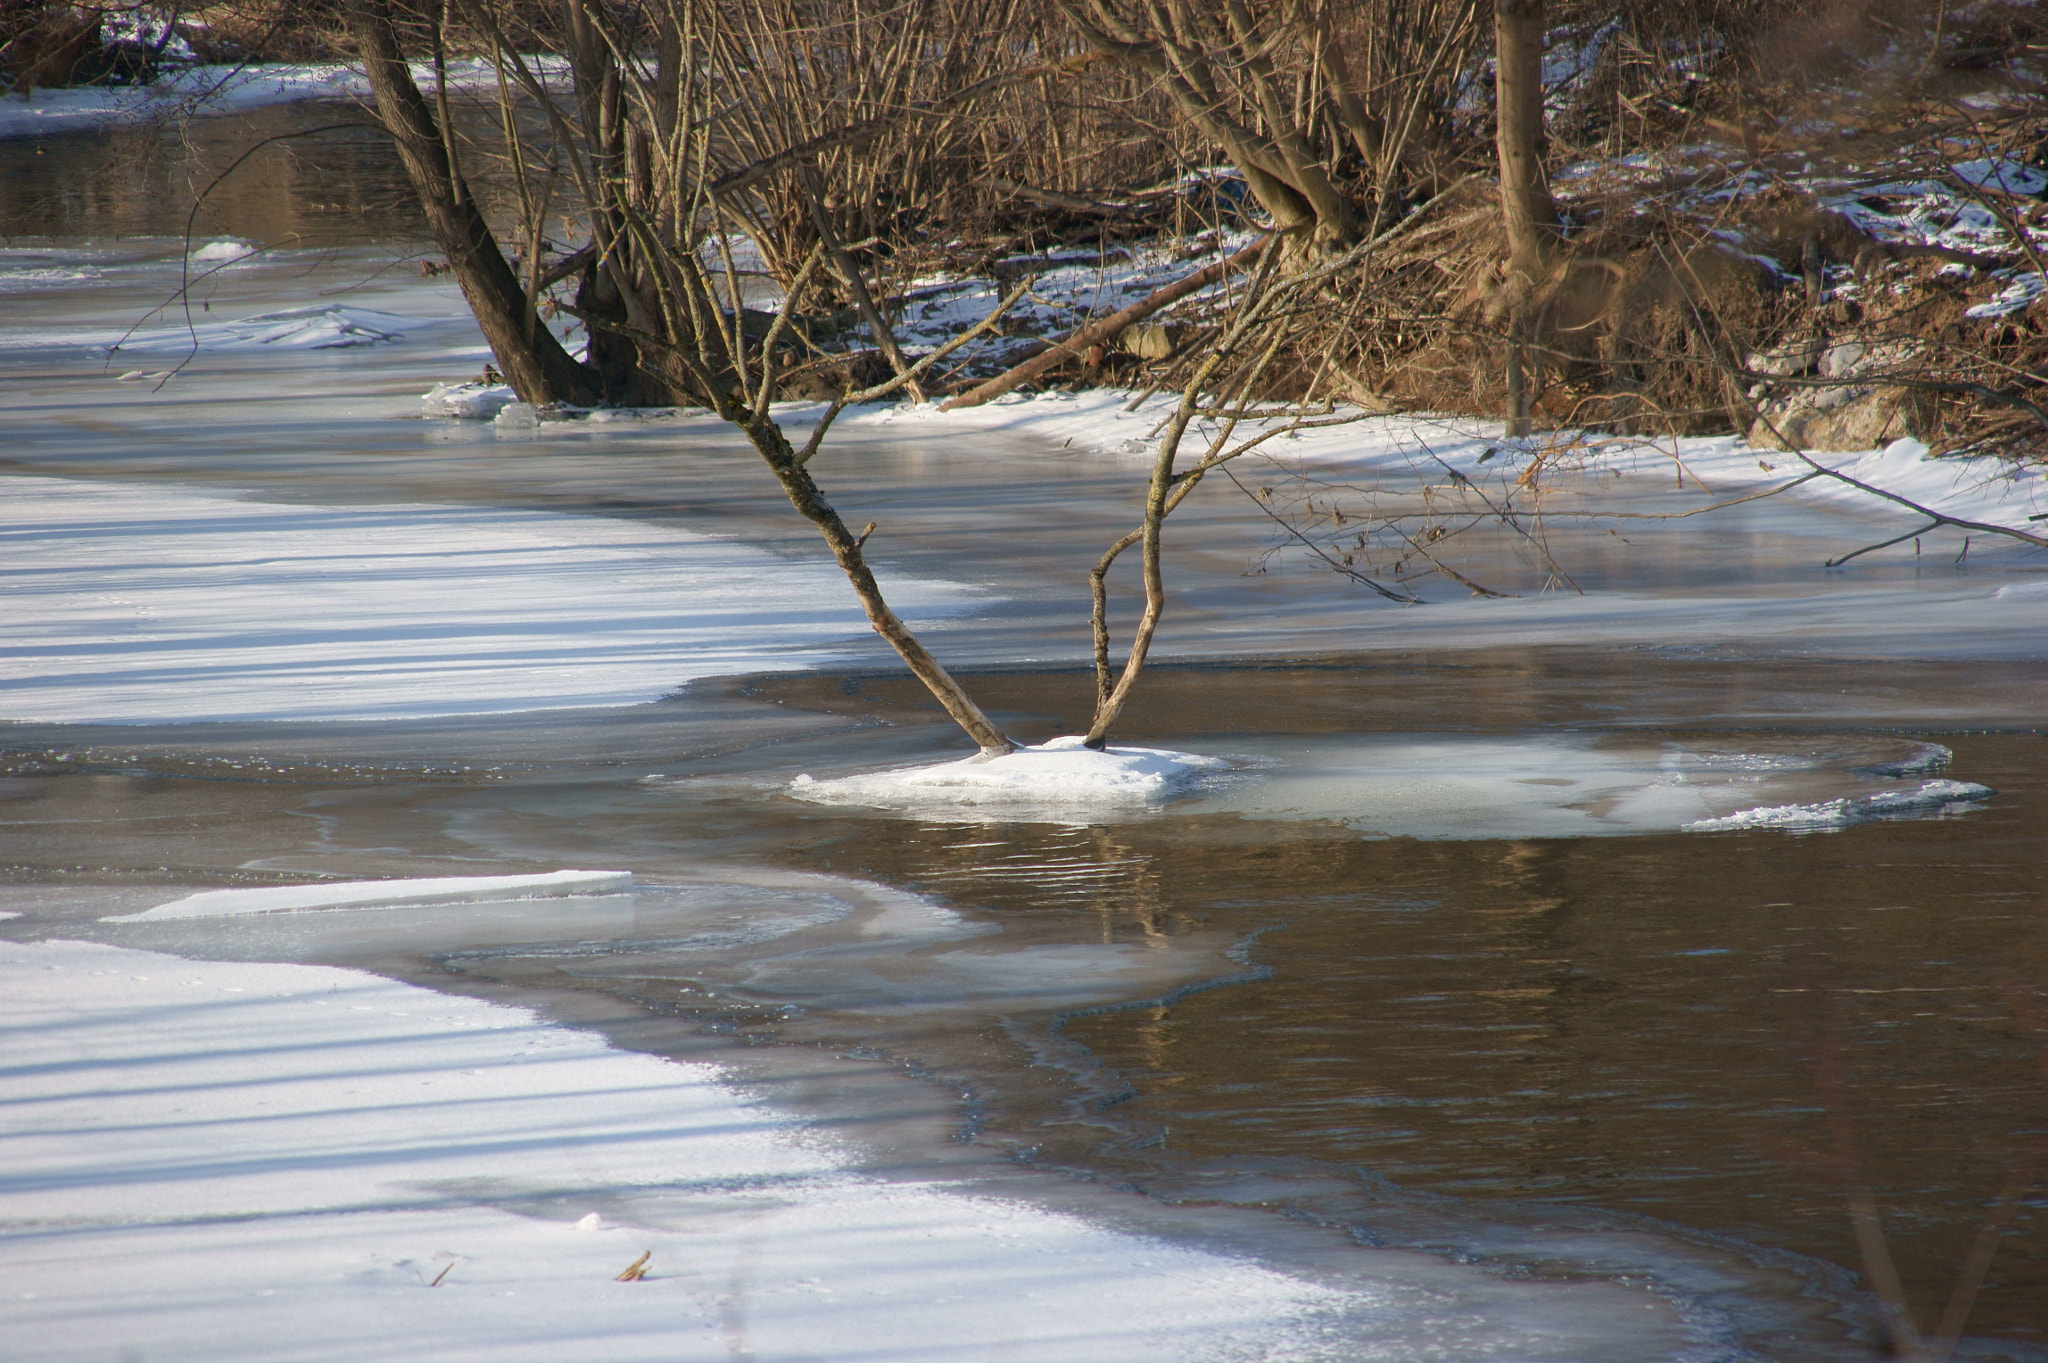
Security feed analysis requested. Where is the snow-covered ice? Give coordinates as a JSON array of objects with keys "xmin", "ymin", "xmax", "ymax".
[
  {"xmin": 792, "ymin": 732, "xmax": 2000, "ymax": 839},
  {"xmin": 0, "ymin": 58, "xmax": 565, "ymax": 141},
  {"xmin": 789, "ymin": 734, "xmax": 1229, "ymax": 817},
  {"xmin": 0, "ymin": 938, "xmax": 1708, "ymax": 1363},
  {"xmin": 106, "ymin": 303, "xmax": 416, "ymax": 353},
  {"xmin": 105, "ymin": 870, "xmax": 635, "ymax": 921},
  {"xmin": 0, "ymin": 477, "xmax": 982, "ymax": 723}
]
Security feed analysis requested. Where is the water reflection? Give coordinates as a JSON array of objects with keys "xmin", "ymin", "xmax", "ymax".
[{"xmin": 0, "ymin": 96, "xmax": 551, "ymax": 245}]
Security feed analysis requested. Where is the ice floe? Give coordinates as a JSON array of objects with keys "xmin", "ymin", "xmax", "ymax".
[
  {"xmin": 794, "ymin": 733, "xmax": 1998, "ymax": 840},
  {"xmin": 104, "ymin": 870, "xmax": 633, "ymax": 922},
  {"xmin": 1684, "ymin": 778, "xmax": 1995, "ymax": 832},
  {"xmin": 0, "ymin": 58, "xmax": 568, "ymax": 141}
]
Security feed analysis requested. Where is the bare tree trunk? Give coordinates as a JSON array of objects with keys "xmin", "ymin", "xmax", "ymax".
[
  {"xmin": 347, "ymin": 0, "xmax": 600, "ymax": 406},
  {"xmin": 742, "ymin": 419, "xmax": 1014, "ymax": 756},
  {"xmin": 1493, "ymin": 0, "xmax": 1556, "ymax": 276},
  {"xmin": 800, "ymin": 170, "xmax": 926, "ymax": 404},
  {"xmin": 1493, "ymin": 0, "xmax": 1556, "ymax": 436}
]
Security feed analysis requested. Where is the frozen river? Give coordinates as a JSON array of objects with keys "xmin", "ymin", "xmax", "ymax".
[{"xmin": 5, "ymin": 216, "xmax": 2047, "ymax": 1361}]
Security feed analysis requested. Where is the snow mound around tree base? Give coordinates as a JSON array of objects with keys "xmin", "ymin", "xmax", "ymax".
[{"xmin": 789, "ymin": 735, "xmax": 1229, "ymax": 813}]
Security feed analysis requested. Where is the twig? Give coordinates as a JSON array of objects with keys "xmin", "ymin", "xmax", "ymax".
[{"xmin": 1222, "ymin": 465, "xmax": 1420, "ymax": 603}]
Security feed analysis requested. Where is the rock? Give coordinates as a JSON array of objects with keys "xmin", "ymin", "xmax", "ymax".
[
  {"xmin": 1747, "ymin": 336, "xmax": 1824, "ymax": 377},
  {"xmin": 1115, "ymin": 323, "xmax": 1175, "ymax": 361},
  {"xmin": 1750, "ymin": 387, "xmax": 1909, "ymax": 451},
  {"xmin": 1818, "ymin": 341, "xmax": 1867, "ymax": 378}
]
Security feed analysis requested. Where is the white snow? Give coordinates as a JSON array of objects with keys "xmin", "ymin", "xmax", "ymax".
[
  {"xmin": 0, "ymin": 477, "xmax": 981, "ymax": 723},
  {"xmin": 104, "ymin": 870, "xmax": 635, "ymax": 922},
  {"xmin": 1949, "ymin": 157, "xmax": 2048, "ymax": 198},
  {"xmin": 0, "ymin": 939, "xmax": 1373, "ymax": 1363},
  {"xmin": 1967, "ymin": 271, "xmax": 2048, "ymax": 319},
  {"xmin": 422, "ymin": 379, "xmax": 518, "ymax": 419},
  {"xmin": 188, "ymin": 237, "xmax": 258, "ymax": 265},
  {"xmin": 790, "ymin": 734, "xmax": 1228, "ymax": 815}
]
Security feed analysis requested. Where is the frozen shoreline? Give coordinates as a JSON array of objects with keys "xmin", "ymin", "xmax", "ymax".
[
  {"xmin": 0, "ymin": 935, "xmax": 1719, "ymax": 1363},
  {"xmin": 0, "ymin": 58, "xmax": 564, "ymax": 141},
  {"xmin": 0, "ymin": 475, "xmax": 981, "ymax": 724}
]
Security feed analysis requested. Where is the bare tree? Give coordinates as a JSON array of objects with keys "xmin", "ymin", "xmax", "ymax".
[
  {"xmin": 348, "ymin": 0, "xmax": 601, "ymax": 404},
  {"xmin": 345, "ymin": 0, "xmax": 1033, "ymax": 752},
  {"xmin": 1054, "ymin": 0, "xmax": 1488, "ymax": 248}
]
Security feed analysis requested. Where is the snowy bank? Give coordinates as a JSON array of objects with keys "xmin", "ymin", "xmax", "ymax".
[
  {"xmin": 0, "ymin": 939, "xmax": 1374, "ymax": 1363},
  {"xmin": 0, "ymin": 477, "xmax": 982, "ymax": 724},
  {"xmin": 105, "ymin": 870, "xmax": 634, "ymax": 921},
  {"xmin": 847, "ymin": 391, "xmax": 2048, "ymax": 541}
]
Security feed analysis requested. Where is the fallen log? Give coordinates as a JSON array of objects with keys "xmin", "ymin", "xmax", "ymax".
[{"xmin": 938, "ymin": 234, "xmax": 1275, "ymax": 411}]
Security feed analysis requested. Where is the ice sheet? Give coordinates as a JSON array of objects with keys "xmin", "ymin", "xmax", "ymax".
[
  {"xmin": 0, "ymin": 59, "xmax": 567, "ymax": 140},
  {"xmin": 105, "ymin": 870, "xmax": 635, "ymax": 921},
  {"xmin": 0, "ymin": 477, "xmax": 982, "ymax": 723},
  {"xmin": 106, "ymin": 303, "xmax": 417, "ymax": 353},
  {"xmin": 794, "ymin": 733, "xmax": 1997, "ymax": 839},
  {"xmin": 0, "ymin": 939, "xmax": 1706, "ymax": 1363}
]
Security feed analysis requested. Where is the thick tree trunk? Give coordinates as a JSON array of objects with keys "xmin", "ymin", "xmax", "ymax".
[
  {"xmin": 1493, "ymin": 0, "xmax": 1556, "ymax": 435},
  {"xmin": 348, "ymin": 0, "xmax": 599, "ymax": 406},
  {"xmin": 1493, "ymin": 0, "xmax": 1557, "ymax": 278}
]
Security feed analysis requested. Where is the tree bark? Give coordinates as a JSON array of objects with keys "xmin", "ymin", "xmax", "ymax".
[
  {"xmin": 1493, "ymin": 0, "xmax": 1556, "ymax": 436},
  {"xmin": 1493, "ymin": 0, "xmax": 1557, "ymax": 279},
  {"xmin": 348, "ymin": 0, "xmax": 599, "ymax": 405},
  {"xmin": 742, "ymin": 420, "xmax": 1015, "ymax": 756}
]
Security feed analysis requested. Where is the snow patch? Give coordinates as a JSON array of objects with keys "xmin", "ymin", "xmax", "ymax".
[
  {"xmin": 1950, "ymin": 158, "xmax": 2048, "ymax": 198},
  {"xmin": 790, "ymin": 734, "xmax": 1228, "ymax": 815},
  {"xmin": 188, "ymin": 238, "xmax": 257, "ymax": 265},
  {"xmin": 1966, "ymin": 272, "xmax": 2047, "ymax": 319},
  {"xmin": 104, "ymin": 870, "xmax": 633, "ymax": 922},
  {"xmin": 1685, "ymin": 779, "xmax": 1994, "ymax": 832},
  {"xmin": 422, "ymin": 380, "xmax": 517, "ymax": 419}
]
